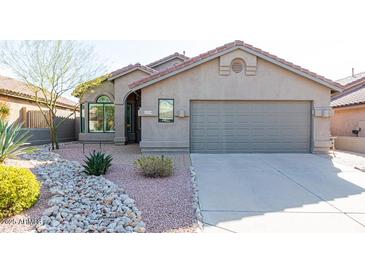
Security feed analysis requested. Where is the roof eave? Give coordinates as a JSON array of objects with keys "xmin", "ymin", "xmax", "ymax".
[
  {"xmin": 148, "ymin": 55, "xmax": 188, "ymax": 69},
  {"xmin": 130, "ymin": 45, "xmax": 343, "ymax": 92},
  {"xmin": 109, "ymin": 67, "xmax": 155, "ymax": 81},
  {"xmin": 343, "ymin": 77, "xmax": 365, "ymax": 91},
  {"xmin": 332, "ymin": 102, "xmax": 365, "ymax": 109}
]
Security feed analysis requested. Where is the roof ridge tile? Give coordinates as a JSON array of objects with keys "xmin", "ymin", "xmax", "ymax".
[
  {"xmin": 109, "ymin": 63, "xmax": 157, "ymax": 79},
  {"xmin": 146, "ymin": 52, "xmax": 189, "ymax": 68}
]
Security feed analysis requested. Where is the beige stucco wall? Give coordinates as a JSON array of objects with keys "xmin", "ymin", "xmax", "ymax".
[
  {"xmin": 113, "ymin": 70, "xmax": 149, "ymax": 143},
  {"xmin": 331, "ymin": 105, "xmax": 365, "ymax": 137},
  {"xmin": 80, "ymin": 80, "xmax": 115, "ymax": 104},
  {"xmin": 334, "ymin": 136, "xmax": 365, "ymax": 153},
  {"xmin": 79, "ymin": 70, "xmax": 149, "ymax": 143},
  {"xmin": 139, "ymin": 50, "xmax": 332, "ymax": 152},
  {"xmin": 113, "ymin": 70, "xmax": 148, "ymax": 104}
]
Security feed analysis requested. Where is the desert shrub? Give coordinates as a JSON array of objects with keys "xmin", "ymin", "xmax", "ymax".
[
  {"xmin": 0, "ymin": 120, "xmax": 33, "ymax": 163},
  {"xmin": 83, "ymin": 150, "xmax": 112, "ymax": 176},
  {"xmin": 0, "ymin": 165, "xmax": 41, "ymax": 219},
  {"xmin": 135, "ymin": 155, "xmax": 174, "ymax": 178},
  {"xmin": 0, "ymin": 101, "xmax": 10, "ymax": 121}
]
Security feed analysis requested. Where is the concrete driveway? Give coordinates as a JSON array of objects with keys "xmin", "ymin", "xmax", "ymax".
[{"xmin": 191, "ymin": 153, "xmax": 365, "ymax": 233}]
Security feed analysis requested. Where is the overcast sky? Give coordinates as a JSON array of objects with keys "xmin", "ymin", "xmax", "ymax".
[
  {"xmin": 0, "ymin": 0, "xmax": 364, "ymax": 101},
  {"xmin": 90, "ymin": 39, "xmax": 364, "ymax": 81},
  {"xmin": 1, "ymin": 40, "xmax": 363, "ymax": 81}
]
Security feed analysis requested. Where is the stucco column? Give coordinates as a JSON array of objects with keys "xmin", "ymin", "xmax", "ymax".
[
  {"xmin": 312, "ymin": 105, "xmax": 332, "ymax": 153},
  {"xmin": 84, "ymin": 102, "xmax": 89, "ymax": 133},
  {"xmin": 114, "ymin": 103, "xmax": 126, "ymax": 145}
]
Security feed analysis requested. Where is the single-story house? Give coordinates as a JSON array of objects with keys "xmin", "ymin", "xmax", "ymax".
[
  {"xmin": 78, "ymin": 40, "xmax": 343, "ymax": 153},
  {"xmin": 0, "ymin": 75, "xmax": 79, "ymax": 144},
  {"xmin": 331, "ymin": 72, "xmax": 365, "ymax": 152}
]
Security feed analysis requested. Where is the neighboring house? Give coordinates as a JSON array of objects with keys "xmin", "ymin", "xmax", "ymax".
[
  {"xmin": 78, "ymin": 41, "xmax": 342, "ymax": 153},
  {"xmin": 331, "ymin": 72, "xmax": 365, "ymax": 152},
  {"xmin": 0, "ymin": 75, "xmax": 79, "ymax": 144}
]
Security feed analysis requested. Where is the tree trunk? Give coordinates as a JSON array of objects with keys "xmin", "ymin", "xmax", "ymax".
[
  {"xmin": 49, "ymin": 113, "xmax": 59, "ymax": 150},
  {"xmin": 49, "ymin": 127, "xmax": 55, "ymax": 150},
  {"xmin": 53, "ymin": 128, "xmax": 59, "ymax": 150}
]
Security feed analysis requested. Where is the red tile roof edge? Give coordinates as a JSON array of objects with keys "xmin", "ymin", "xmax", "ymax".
[
  {"xmin": 330, "ymin": 77, "xmax": 365, "ymax": 108},
  {"xmin": 331, "ymin": 81, "xmax": 365, "ymax": 104},
  {"xmin": 342, "ymin": 76, "xmax": 365, "ymax": 91},
  {"xmin": 109, "ymin": 63, "xmax": 157, "ymax": 79},
  {"xmin": 0, "ymin": 88, "xmax": 78, "ymax": 109},
  {"xmin": 331, "ymin": 101, "xmax": 365, "ymax": 108},
  {"xmin": 331, "ymin": 88, "xmax": 365, "ymax": 108},
  {"xmin": 0, "ymin": 75, "xmax": 77, "ymax": 108},
  {"xmin": 128, "ymin": 40, "xmax": 343, "ymax": 91},
  {"xmin": 146, "ymin": 52, "xmax": 190, "ymax": 68},
  {"xmin": 0, "ymin": 89, "xmax": 78, "ymax": 109}
]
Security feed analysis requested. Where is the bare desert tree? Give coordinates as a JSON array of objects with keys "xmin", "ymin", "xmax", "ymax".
[{"xmin": 0, "ymin": 41, "xmax": 105, "ymax": 149}]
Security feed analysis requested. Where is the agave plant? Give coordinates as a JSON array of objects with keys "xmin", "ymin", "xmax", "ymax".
[
  {"xmin": 0, "ymin": 120, "xmax": 33, "ymax": 163},
  {"xmin": 83, "ymin": 150, "xmax": 113, "ymax": 176}
]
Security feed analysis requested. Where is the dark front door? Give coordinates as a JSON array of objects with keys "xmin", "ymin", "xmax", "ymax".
[
  {"xmin": 126, "ymin": 91, "xmax": 141, "ymax": 143},
  {"xmin": 126, "ymin": 103, "xmax": 136, "ymax": 143}
]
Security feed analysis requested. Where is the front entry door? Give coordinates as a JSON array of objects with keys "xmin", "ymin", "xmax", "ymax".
[{"xmin": 126, "ymin": 103, "xmax": 136, "ymax": 143}]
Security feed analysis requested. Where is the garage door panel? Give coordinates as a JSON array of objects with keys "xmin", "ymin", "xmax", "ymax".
[
  {"xmin": 191, "ymin": 101, "xmax": 311, "ymax": 153},
  {"xmin": 191, "ymin": 117, "xmax": 205, "ymax": 123},
  {"xmin": 192, "ymin": 142, "xmax": 224, "ymax": 151}
]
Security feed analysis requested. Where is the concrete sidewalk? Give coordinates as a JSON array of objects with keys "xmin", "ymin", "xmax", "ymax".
[{"xmin": 191, "ymin": 153, "xmax": 365, "ymax": 233}]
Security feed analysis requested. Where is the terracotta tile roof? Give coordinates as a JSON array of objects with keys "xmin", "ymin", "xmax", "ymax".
[
  {"xmin": 331, "ymin": 85, "xmax": 365, "ymax": 108},
  {"xmin": 0, "ymin": 75, "xmax": 77, "ymax": 108},
  {"xmin": 128, "ymin": 40, "xmax": 343, "ymax": 91},
  {"xmin": 331, "ymin": 73, "xmax": 365, "ymax": 108},
  {"xmin": 337, "ymin": 72, "xmax": 365, "ymax": 86},
  {"xmin": 146, "ymin": 52, "xmax": 189, "ymax": 68},
  {"xmin": 109, "ymin": 63, "xmax": 157, "ymax": 80},
  {"xmin": 341, "ymin": 76, "xmax": 365, "ymax": 91}
]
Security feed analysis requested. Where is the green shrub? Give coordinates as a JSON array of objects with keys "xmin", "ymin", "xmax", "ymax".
[
  {"xmin": 0, "ymin": 101, "xmax": 10, "ymax": 121},
  {"xmin": 135, "ymin": 155, "xmax": 174, "ymax": 178},
  {"xmin": 0, "ymin": 165, "xmax": 41, "ymax": 220},
  {"xmin": 83, "ymin": 150, "xmax": 112, "ymax": 176},
  {"xmin": 0, "ymin": 120, "xmax": 33, "ymax": 163}
]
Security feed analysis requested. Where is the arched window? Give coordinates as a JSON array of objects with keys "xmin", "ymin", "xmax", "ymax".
[
  {"xmin": 96, "ymin": 95, "xmax": 112, "ymax": 103},
  {"xmin": 89, "ymin": 95, "xmax": 115, "ymax": 132}
]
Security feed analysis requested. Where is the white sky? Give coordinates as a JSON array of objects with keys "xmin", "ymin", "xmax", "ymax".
[{"xmin": 0, "ymin": 0, "xmax": 364, "ymax": 101}]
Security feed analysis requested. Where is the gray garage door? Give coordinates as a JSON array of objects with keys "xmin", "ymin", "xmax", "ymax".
[{"xmin": 190, "ymin": 101, "xmax": 311, "ymax": 153}]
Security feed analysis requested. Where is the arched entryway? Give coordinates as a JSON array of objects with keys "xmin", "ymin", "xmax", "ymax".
[{"xmin": 125, "ymin": 90, "xmax": 141, "ymax": 143}]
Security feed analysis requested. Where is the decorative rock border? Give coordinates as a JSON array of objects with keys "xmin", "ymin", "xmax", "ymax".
[
  {"xmin": 23, "ymin": 147, "xmax": 145, "ymax": 233},
  {"xmin": 190, "ymin": 166, "xmax": 203, "ymax": 232}
]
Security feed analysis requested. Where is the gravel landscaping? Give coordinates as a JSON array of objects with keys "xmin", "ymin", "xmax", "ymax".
[
  {"xmin": 1, "ymin": 146, "xmax": 145, "ymax": 233},
  {"xmin": 56, "ymin": 143, "xmax": 197, "ymax": 232}
]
